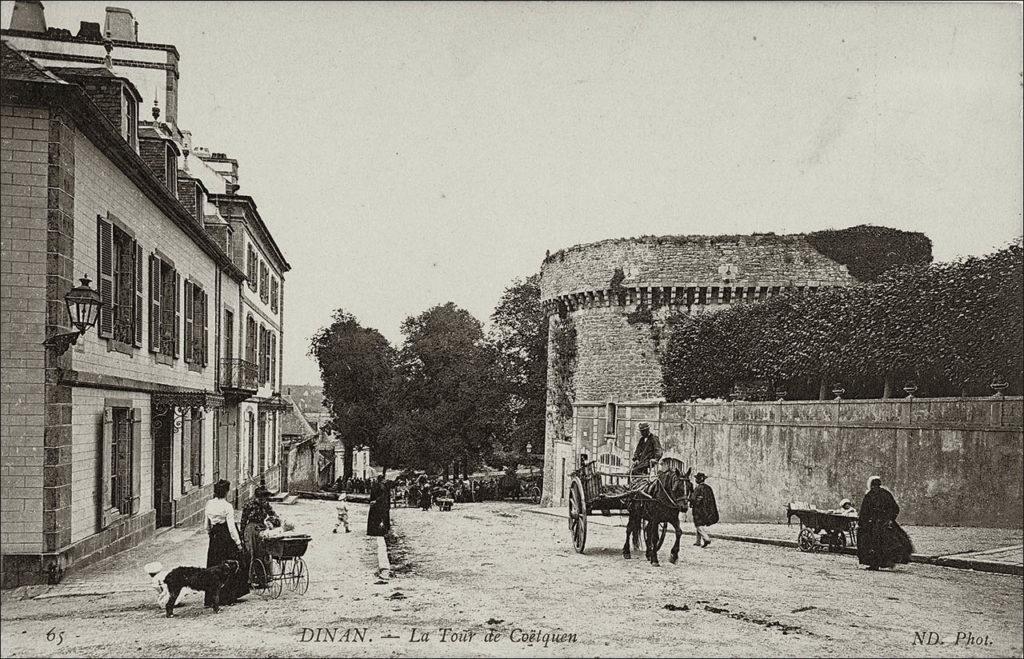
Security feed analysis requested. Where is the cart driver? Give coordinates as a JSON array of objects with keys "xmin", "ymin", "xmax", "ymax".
[
  {"xmin": 834, "ymin": 498, "xmax": 858, "ymax": 517},
  {"xmin": 630, "ymin": 423, "xmax": 663, "ymax": 475}
]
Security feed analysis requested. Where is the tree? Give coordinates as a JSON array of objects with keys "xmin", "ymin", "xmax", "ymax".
[
  {"xmin": 490, "ymin": 275, "xmax": 547, "ymax": 463},
  {"xmin": 391, "ymin": 303, "xmax": 502, "ymax": 476},
  {"xmin": 308, "ymin": 310, "xmax": 398, "ymax": 478}
]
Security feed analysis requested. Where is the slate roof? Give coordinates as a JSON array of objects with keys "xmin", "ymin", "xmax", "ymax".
[
  {"xmin": 1, "ymin": 39, "xmax": 65, "ymax": 84},
  {"xmin": 280, "ymin": 395, "xmax": 316, "ymax": 438}
]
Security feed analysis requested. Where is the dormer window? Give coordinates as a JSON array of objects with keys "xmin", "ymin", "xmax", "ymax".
[
  {"xmin": 124, "ymin": 89, "xmax": 138, "ymax": 151},
  {"xmin": 165, "ymin": 145, "xmax": 178, "ymax": 195}
]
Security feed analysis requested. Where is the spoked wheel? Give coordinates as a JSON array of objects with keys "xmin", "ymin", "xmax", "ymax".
[
  {"xmin": 529, "ymin": 486, "xmax": 541, "ymax": 505},
  {"xmin": 267, "ymin": 559, "xmax": 283, "ymax": 599},
  {"xmin": 568, "ymin": 478, "xmax": 587, "ymax": 554},
  {"xmin": 291, "ymin": 557, "xmax": 309, "ymax": 595},
  {"xmin": 249, "ymin": 558, "xmax": 272, "ymax": 599},
  {"xmin": 798, "ymin": 528, "xmax": 816, "ymax": 552},
  {"xmin": 828, "ymin": 531, "xmax": 847, "ymax": 552}
]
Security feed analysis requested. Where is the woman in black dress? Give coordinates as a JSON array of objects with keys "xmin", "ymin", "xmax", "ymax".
[
  {"xmin": 857, "ymin": 476, "xmax": 914, "ymax": 570},
  {"xmin": 204, "ymin": 479, "xmax": 248, "ymax": 604}
]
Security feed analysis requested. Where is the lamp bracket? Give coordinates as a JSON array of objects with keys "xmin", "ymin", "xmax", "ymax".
[{"xmin": 43, "ymin": 331, "xmax": 82, "ymax": 356}]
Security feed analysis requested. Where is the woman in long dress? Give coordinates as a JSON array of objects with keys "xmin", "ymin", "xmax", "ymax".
[
  {"xmin": 204, "ymin": 479, "xmax": 249, "ymax": 605},
  {"xmin": 241, "ymin": 484, "xmax": 281, "ymax": 584},
  {"xmin": 857, "ymin": 476, "xmax": 914, "ymax": 570}
]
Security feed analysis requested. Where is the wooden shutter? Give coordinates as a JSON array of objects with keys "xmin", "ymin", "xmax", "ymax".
[
  {"xmin": 100, "ymin": 408, "xmax": 114, "ymax": 528},
  {"xmin": 183, "ymin": 281, "xmax": 194, "ymax": 363},
  {"xmin": 270, "ymin": 333, "xmax": 276, "ymax": 389},
  {"xmin": 133, "ymin": 242, "xmax": 143, "ymax": 347},
  {"xmin": 131, "ymin": 407, "xmax": 142, "ymax": 515},
  {"xmin": 97, "ymin": 216, "xmax": 114, "ymax": 338},
  {"xmin": 149, "ymin": 255, "xmax": 161, "ymax": 352},
  {"xmin": 172, "ymin": 272, "xmax": 181, "ymax": 358},
  {"xmin": 181, "ymin": 411, "xmax": 191, "ymax": 493},
  {"xmin": 193, "ymin": 413, "xmax": 203, "ymax": 485},
  {"xmin": 201, "ymin": 289, "xmax": 209, "ymax": 366}
]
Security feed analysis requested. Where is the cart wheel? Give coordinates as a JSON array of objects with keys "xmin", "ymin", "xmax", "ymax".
[
  {"xmin": 292, "ymin": 557, "xmax": 309, "ymax": 595},
  {"xmin": 568, "ymin": 478, "xmax": 587, "ymax": 554},
  {"xmin": 798, "ymin": 528, "xmax": 816, "ymax": 552},
  {"xmin": 530, "ymin": 486, "xmax": 541, "ymax": 505},
  {"xmin": 249, "ymin": 558, "xmax": 271, "ymax": 598}
]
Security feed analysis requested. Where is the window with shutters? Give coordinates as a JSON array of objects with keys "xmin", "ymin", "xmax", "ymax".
[
  {"xmin": 212, "ymin": 409, "xmax": 221, "ymax": 482},
  {"xmin": 100, "ymin": 405, "xmax": 141, "ymax": 527},
  {"xmin": 246, "ymin": 315, "xmax": 257, "ymax": 364},
  {"xmin": 259, "ymin": 261, "xmax": 269, "ymax": 304},
  {"xmin": 182, "ymin": 408, "xmax": 203, "ymax": 489},
  {"xmin": 258, "ymin": 324, "xmax": 268, "ymax": 384},
  {"xmin": 97, "ymin": 215, "xmax": 143, "ymax": 352},
  {"xmin": 269, "ymin": 331, "xmax": 276, "ymax": 389},
  {"xmin": 183, "ymin": 280, "xmax": 209, "ymax": 368},
  {"xmin": 247, "ymin": 411, "xmax": 256, "ymax": 478},
  {"xmin": 246, "ymin": 246, "xmax": 258, "ymax": 292},
  {"xmin": 270, "ymin": 277, "xmax": 279, "ymax": 313},
  {"xmin": 149, "ymin": 254, "xmax": 180, "ymax": 360}
]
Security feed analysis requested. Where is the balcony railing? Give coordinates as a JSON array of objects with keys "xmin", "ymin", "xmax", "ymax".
[{"xmin": 220, "ymin": 358, "xmax": 259, "ymax": 395}]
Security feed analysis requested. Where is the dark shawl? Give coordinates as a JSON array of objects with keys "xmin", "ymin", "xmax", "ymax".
[
  {"xmin": 857, "ymin": 486, "xmax": 913, "ymax": 567},
  {"xmin": 690, "ymin": 482, "xmax": 719, "ymax": 526}
]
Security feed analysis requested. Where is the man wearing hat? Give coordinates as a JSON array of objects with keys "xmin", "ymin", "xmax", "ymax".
[
  {"xmin": 630, "ymin": 423, "xmax": 663, "ymax": 475},
  {"xmin": 690, "ymin": 472, "xmax": 719, "ymax": 547}
]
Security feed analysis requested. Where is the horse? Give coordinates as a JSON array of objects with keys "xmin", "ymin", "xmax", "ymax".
[{"xmin": 622, "ymin": 467, "xmax": 693, "ymax": 566}]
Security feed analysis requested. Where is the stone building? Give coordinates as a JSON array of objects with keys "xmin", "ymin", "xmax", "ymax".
[
  {"xmin": 539, "ymin": 233, "xmax": 859, "ymax": 506},
  {"xmin": 0, "ymin": 3, "xmax": 289, "ymax": 586}
]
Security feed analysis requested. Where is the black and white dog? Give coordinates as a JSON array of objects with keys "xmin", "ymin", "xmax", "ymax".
[{"xmin": 162, "ymin": 560, "xmax": 240, "ymax": 617}]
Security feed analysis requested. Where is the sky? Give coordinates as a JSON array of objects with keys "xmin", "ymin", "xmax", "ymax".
[{"xmin": 5, "ymin": 2, "xmax": 1022, "ymax": 386}]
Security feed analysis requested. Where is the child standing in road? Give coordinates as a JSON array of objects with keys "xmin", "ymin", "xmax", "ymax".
[{"xmin": 334, "ymin": 493, "xmax": 350, "ymax": 533}]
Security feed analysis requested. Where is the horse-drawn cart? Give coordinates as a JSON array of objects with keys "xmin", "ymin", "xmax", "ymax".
[
  {"xmin": 786, "ymin": 504, "xmax": 857, "ymax": 552},
  {"xmin": 567, "ymin": 457, "xmax": 667, "ymax": 554}
]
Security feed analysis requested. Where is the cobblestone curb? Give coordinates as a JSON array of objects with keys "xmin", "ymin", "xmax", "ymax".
[
  {"xmin": 523, "ymin": 507, "xmax": 1024, "ymax": 577},
  {"xmin": 376, "ymin": 536, "xmax": 391, "ymax": 580}
]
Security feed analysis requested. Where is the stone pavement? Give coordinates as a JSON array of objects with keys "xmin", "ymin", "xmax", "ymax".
[
  {"xmin": 2, "ymin": 498, "xmax": 380, "ymax": 604},
  {"xmin": 526, "ymin": 507, "xmax": 1024, "ymax": 575}
]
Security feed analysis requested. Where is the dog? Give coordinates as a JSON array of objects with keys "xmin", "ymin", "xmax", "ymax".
[{"xmin": 162, "ymin": 560, "xmax": 240, "ymax": 617}]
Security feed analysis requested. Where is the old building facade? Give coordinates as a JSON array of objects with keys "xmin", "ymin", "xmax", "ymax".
[
  {"xmin": 1, "ymin": 3, "xmax": 289, "ymax": 587},
  {"xmin": 538, "ymin": 234, "xmax": 858, "ymax": 506}
]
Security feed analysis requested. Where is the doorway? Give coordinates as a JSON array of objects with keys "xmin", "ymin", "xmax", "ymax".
[{"xmin": 153, "ymin": 408, "xmax": 174, "ymax": 528}]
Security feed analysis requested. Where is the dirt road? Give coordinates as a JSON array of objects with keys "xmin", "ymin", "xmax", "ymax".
[{"xmin": 1, "ymin": 501, "xmax": 1021, "ymax": 657}]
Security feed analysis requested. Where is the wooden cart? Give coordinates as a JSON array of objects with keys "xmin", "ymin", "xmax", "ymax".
[{"xmin": 567, "ymin": 457, "xmax": 666, "ymax": 554}]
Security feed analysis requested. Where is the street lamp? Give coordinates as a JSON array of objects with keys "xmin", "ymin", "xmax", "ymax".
[
  {"xmin": 903, "ymin": 382, "xmax": 918, "ymax": 398},
  {"xmin": 43, "ymin": 276, "xmax": 103, "ymax": 356}
]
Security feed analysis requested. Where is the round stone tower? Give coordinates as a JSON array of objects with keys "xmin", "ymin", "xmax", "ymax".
[{"xmin": 539, "ymin": 233, "xmax": 857, "ymax": 505}]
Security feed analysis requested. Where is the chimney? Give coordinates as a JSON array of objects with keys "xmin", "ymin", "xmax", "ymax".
[
  {"xmin": 104, "ymin": 7, "xmax": 136, "ymax": 42},
  {"xmin": 77, "ymin": 21, "xmax": 103, "ymax": 40},
  {"xmin": 9, "ymin": 0, "xmax": 46, "ymax": 33}
]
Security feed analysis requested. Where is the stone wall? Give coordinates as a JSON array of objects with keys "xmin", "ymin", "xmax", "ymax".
[
  {"xmin": 539, "ymin": 233, "xmax": 859, "ymax": 505},
  {"xmin": 0, "ymin": 104, "xmax": 50, "ymax": 556},
  {"xmin": 540, "ymin": 233, "xmax": 854, "ymax": 300},
  {"xmin": 569, "ymin": 398, "xmax": 1024, "ymax": 527}
]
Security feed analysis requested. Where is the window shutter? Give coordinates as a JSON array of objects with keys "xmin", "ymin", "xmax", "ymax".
[
  {"xmin": 148, "ymin": 255, "xmax": 162, "ymax": 352},
  {"xmin": 183, "ymin": 281, "xmax": 194, "ymax": 363},
  {"xmin": 201, "ymin": 289, "xmax": 209, "ymax": 366},
  {"xmin": 97, "ymin": 216, "xmax": 114, "ymax": 339},
  {"xmin": 270, "ymin": 333, "xmax": 276, "ymax": 389},
  {"xmin": 181, "ymin": 411, "xmax": 191, "ymax": 493},
  {"xmin": 193, "ymin": 414, "xmax": 203, "ymax": 485},
  {"xmin": 172, "ymin": 272, "xmax": 181, "ymax": 358},
  {"xmin": 100, "ymin": 408, "xmax": 114, "ymax": 528},
  {"xmin": 133, "ymin": 241, "xmax": 143, "ymax": 347},
  {"xmin": 131, "ymin": 407, "xmax": 142, "ymax": 515}
]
